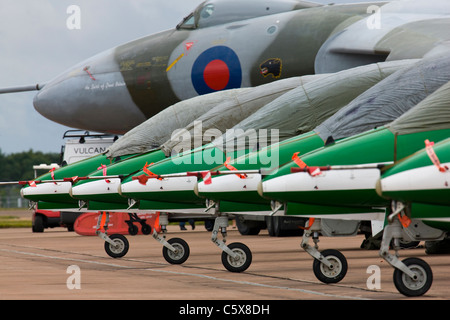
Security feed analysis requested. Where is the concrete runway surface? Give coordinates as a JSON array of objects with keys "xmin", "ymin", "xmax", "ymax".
[{"xmin": 2, "ymin": 221, "xmax": 450, "ymax": 303}]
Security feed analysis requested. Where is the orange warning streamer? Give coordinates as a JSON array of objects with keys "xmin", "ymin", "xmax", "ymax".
[
  {"xmin": 292, "ymin": 152, "xmax": 322, "ymax": 176},
  {"xmin": 299, "ymin": 218, "xmax": 316, "ymax": 230},
  {"xmin": 224, "ymin": 157, "xmax": 247, "ymax": 179},
  {"xmin": 142, "ymin": 162, "xmax": 155, "ymax": 176},
  {"xmin": 153, "ymin": 212, "xmax": 161, "ymax": 233},
  {"xmin": 201, "ymin": 171, "xmax": 212, "ymax": 185},
  {"xmin": 397, "ymin": 213, "xmax": 411, "ymax": 228},
  {"xmin": 97, "ymin": 212, "xmax": 107, "ymax": 233},
  {"xmin": 97, "ymin": 164, "xmax": 110, "ymax": 183},
  {"xmin": 425, "ymin": 139, "xmax": 448, "ymax": 173},
  {"xmin": 49, "ymin": 167, "xmax": 57, "ymax": 184},
  {"xmin": 134, "ymin": 162, "xmax": 162, "ymax": 185},
  {"xmin": 292, "ymin": 152, "xmax": 307, "ymax": 169}
]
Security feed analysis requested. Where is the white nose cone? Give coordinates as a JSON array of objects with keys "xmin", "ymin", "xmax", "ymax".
[
  {"xmin": 197, "ymin": 173, "xmax": 261, "ymax": 194},
  {"xmin": 120, "ymin": 176, "xmax": 198, "ymax": 196},
  {"xmin": 71, "ymin": 178, "xmax": 122, "ymax": 198},
  {"xmin": 262, "ymin": 169, "xmax": 381, "ymax": 194},
  {"xmin": 380, "ymin": 164, "xmax": 450, "ymax": 193},
  {"xmin": 21, "ymin": 181, "xmax": 72, "ymax": 199}
]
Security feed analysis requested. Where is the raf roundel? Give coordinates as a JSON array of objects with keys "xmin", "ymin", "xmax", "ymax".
[{"xmin": 191, "ymin": 46, "xmax": 242, "ymax": 95}]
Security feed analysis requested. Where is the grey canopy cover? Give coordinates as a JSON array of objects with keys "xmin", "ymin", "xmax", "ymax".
[
  {"xmin": 217, "ymin": 59, "xmax": 417, "ymax": 150},
  {"xmin": 316, "ymin": 54, "xmax": 450, "ymax": 142},
  {"xmin": 107, "ymin": 76, "xmax": 317, "ymax": 158},
  {"xmin": 106, "ymin": 88, "xmax": 249, "ymax": 157},
  {"xmin": 389, "ymin": 80, "xmax": 450, "ymax": 135},
  {"xmin": 160, "ymin": 75, "xmax": 321, "ymax": 155}
]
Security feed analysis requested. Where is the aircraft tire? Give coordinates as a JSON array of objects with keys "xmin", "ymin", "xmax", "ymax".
[
  {"xmin": 393, "ymin": 257, "xmax": 432, "ymax": 297},
  {"xmin": 265, "ymin": 216, "xmax": 275, "ymax": 237},
  {"xmin": 235, "ymin": 217, "xmax": 261, "ymax": 235},
  {"xmin": 141, "ymin": 224, "xmax": 152, "ymax": 235},
  {"xmin": 128, "ymin": 224, "xmax": 139, "ymax": 235},
  {"xmin": 221, "ymin": 242, "xmax": 252, "ymax": 273},
  {"xmin": 163, "ymin": 238, "xmax": 190, "ymax": 265},
  {"xmin": 32, "ymin": 215, "xmax": 45, "ymax": 233},
  {"xmin": 104, "ymin": 234, "xmax": 129, "ymax": 258},
  {"xmin": 313, "ymin": 249, "xmax": 347, "ymax": 284}
]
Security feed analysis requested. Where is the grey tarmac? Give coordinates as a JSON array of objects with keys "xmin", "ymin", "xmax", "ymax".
[{"xmin": 1, "ymin": 218, "xmax": 450, "ymax": 301}]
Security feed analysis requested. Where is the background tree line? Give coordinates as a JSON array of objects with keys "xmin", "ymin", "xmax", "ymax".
[{"xmin": 0, "ymin": 149, "xmax": 60, "ymax": 197}]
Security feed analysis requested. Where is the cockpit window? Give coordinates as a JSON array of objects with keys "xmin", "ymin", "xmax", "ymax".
[
  {"xmin": 177, "ymin": 13, "xmax": 196, "ymax": 29},
  {"xmin": 177, "ymin": 2, "xmax": 214, "ymax": 30},
  {"xmin": 177, "ymin": 0, "xmax": 320, "ymax": 31},
  {"xmin": 200, "ymin": 4, "xmax": 215, "ymax": 19}
]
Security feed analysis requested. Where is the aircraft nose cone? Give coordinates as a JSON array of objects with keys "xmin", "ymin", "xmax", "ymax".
[
  {"xmin": 33, "ymin": 49, "xmax": 146, "ymax": 133},
  {"xmin": 20, "ymin": 181, "xmax": 73, "ymax": 203},
  {"xmin": 71, "ymin": 178, "xmax": 124, "ymax": 203}
]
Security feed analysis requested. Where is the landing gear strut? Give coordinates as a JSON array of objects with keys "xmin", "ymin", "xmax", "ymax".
[
  {"xmin": 380, "ymin": 204, "xmax": 433, "ymax": 297},
  {"xmin": 95, "ymin": 212, "xmax": 130, "ymax": 258},
  {"xmin": 155, "ymin": 213, "xmax": 190, "ymax": 264},
  {"xmin": 212, "ymin": 214, "xmax": 252, "ymax": 272},
  {"xmin": 301, "ymin": 219, "xmax": 348, "ymax": 284},
  {"xmin": 104, "ymin": 234, "xmax": 129, "ymax": 258}
]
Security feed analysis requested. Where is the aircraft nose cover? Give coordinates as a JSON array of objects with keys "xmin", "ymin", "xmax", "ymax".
[{"xmin": 191, "ymin": 46, "xmax": 242, "ymax": 95}]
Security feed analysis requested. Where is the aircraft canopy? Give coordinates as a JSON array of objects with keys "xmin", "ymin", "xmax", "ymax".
[{"xmin": 177, "ymin": 0, "xmax": 320, "ymax": 29}]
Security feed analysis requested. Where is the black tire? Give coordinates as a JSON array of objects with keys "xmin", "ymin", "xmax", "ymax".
[
  {"xmin": 265, "ymin": 216, "xmax": 275, "ymax": 237},
  {"xmin": 390, "ymin": 237, "xmax": 420, "ymax": 249},
  {"xmin": 425, "ymin": 239, "xmax": 450, "ymax": 254},
  {"xmin": 204, "ymin": 220, "xmax": 214, "ymax": 232},
  {"xmin": 104, "ymin": 234, "xmax": 129, "ymax": 258},
  {"xmin": 399, "ymin": 240, "xmax": 420, "ymax": 249},
  {"xmin": 235, "ymin": 217, "xmax": 261, "ymax": 235},
  {"xmin": 272, "ymin": 216, "xmax": 283, "ymax": 237},
  {"xmin": 162, "ymin": 238, "xmax": 190, "ymax": 265},
  {"xmin": 266, "ymin": 216, "xmax": 304, "ymax": 237},
  {"xmin": 313, "ymin": 249, "xmax": 348, "ymax": 284},
  {"xmin": 393, "ymin": 257, "xmax": 433, "ymax": 297},
  {"xmin": 221, "ymin": 242, "xmax": 252, "ymax": 273},
  {"xmin": 141, "ymin": 224, "xmax": 152, "ymax": 235},
  {"xmin": 128, "ymin": 224, "xmax": 139, "ymax": 235},
  {"xmin": 32, "ymin": 215, "xmax": 45, "ymax": 233}
]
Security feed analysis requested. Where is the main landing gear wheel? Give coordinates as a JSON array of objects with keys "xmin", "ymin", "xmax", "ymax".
[
  {"xmin": 393, "ymin": 257, "xmax": 433, "ymax": 297},
  {"xmin": 162, "ymin": 238, "xmax": 190, "ymax": 265},
  {"xmin": 221, "ymin": 242, "xmax": 252, "ymax": 273},
  {"xmin": 313, "ymin": 249, "xmax": 347, "ymax": 284},
  {"xmin": 104, "ymin": 234, "xmax": 129, "ymax": 258}
]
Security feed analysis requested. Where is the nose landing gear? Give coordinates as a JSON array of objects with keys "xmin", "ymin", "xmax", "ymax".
[
  {"xmin": 380, "ymin": 208, "xmax": 434, "ymax": 297},
  {"xmin": 212, "ymin": 214, "xmax": 252, "ymax": 272},
  {"xmin": 300, "ymin": 219, "xmax": 348, "ymax": 284}
]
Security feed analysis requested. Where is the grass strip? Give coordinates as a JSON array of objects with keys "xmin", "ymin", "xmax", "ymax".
[{"xmin": 0, "ymin": 216, "xmax": 32, "ymax": 228}]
